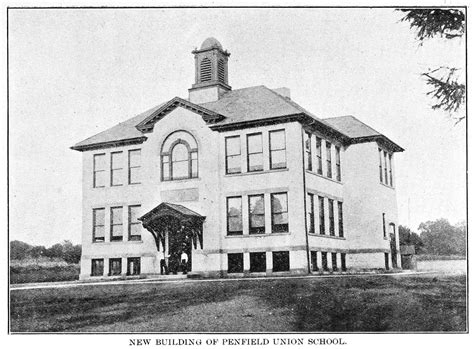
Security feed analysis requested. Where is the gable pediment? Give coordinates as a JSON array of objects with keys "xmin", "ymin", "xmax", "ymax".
[{"xmin": 135, "ymin": 97, "xmax": 225, "ymax": 133}]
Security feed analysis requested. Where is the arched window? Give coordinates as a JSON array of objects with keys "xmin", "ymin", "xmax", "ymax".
[
  {"xmin": 200, "ymin": 58, "xmax": 212, "ymax": 82},
  {"xmin": 161, "ymin": 131, "xmax": 198, "ymax": 181},
  {"xmin": 217, "ymin": 59, "xmax": 225, "ymax": 83}
]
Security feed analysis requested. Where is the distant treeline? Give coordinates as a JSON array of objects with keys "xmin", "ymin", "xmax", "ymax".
[
  {"xmin": 399, "ymin": 218, "xmax": 466, "ymax": 256},
  {"xmin": 10, "ymin": 240, "xmax": 81, "ymax": 264}
]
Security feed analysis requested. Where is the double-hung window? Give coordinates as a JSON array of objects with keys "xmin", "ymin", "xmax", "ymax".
[
  {"xmin": 92, "ymin": 208, "xmax": 105, "ymax": 242},
  {"xmin": 225, "ymin": 136, "xmax": 241, "ymax": 174},
  {"xmin": 305, "ymin": 132, "xmax": 312, "ymax": 171},
  {"xmin": 110, "ymin": 207, "xmax": 123, "ymax": 241},
  {"xmin": 128, "ymin": 149, "xmax": 141, "ymax": 184},
  {"xmin": 247, "ymin": 133, "xmax": 263, "ymax": 172},
  {"xmin": 93, "ymin": 154, "xmax": 106, "ymax": 188},
  {"xmin": 318, "ymin": 196, "xmax": 325, "ymax": 235},
  {"xmin": 335, "ymin": 146, "xmax": 341, "ymax": 181},
  {"xmin": 307, "ymin": 193, "xmax": 315, "ymax": 234},
  {"xmin": 128, "ymin": 205, "xmax": 141, "ymax": 241},
  {"xmin": 269, "ymin": 130, "xmax": 286, "ymax": 169},
  {"xmin": 384, "ymin": 151, "xmax": 388, "ymax": 184},
  {"xmin": 379, "ymin": 148, "xmax": 383, "ymax": 183},
  {"xmin": 111, "ymin": 151, "xmax": 124, "ymax": 186},
  {"xmin": 326, "ymin": 142, "xmax": 332, "ymax": 178},
  {"xmin": 389, "ymin": 154, "xmax": 393, "ymax": 187},
  {"xmin": 328, "ymin": 199, "xmax": 335, "ymax": 236},
  {"xmin": 382, "ymin": 213, "xmax": 386, "ymax": 238},
  {"xmin": 227, "ymin": 197, "xmax": 242, "ymax": 235},
  {"xmin": 316, "ymin": 137, "xmax": 323, "ymax": 175},
  {"xmin": 249, "ymin": 194, "xmax": 265, "ymax": 234},
  {"xmin": 271, "ymin": 193, "xmax": 288, "ymax": 233},
  {"xmin": 338, "ymin": 201, "xmax": 344, "ymax": 237}
]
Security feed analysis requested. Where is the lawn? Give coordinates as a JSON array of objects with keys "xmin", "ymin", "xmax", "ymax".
[
  {"xmin": 10, "ymin": 274, "xmax": 466, "ymax": 332},
  {"xmin": 10, "ymin": 259, "xmax": 80, "ymax": 284}
]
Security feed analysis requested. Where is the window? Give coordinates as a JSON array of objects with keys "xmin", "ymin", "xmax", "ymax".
[
  {"xmin": 200, "ymin": 57, "xmax": 212, "ymax": 82},
  {"xmin": 225, "ymin": 136, "xmax": 241, "ymax": 174},
  {"xmin": 249, "ymin": 194, "xmax": 265, "ymax": 234},
  {"xmin": 338, "ymin": 201, "xmax": 344, "ymax": 237},
  {"xmin": 332, "ymin": 253, "xmax": 338, "ymax": 271},
  {"xmin": 127, "ymin": 257, "xmax": 141, "ymax": 276},
  {"xmin": 128, "ymin": 149, "xmax": 141, "ymax": 184},
  {"xmin": 328, "ymin": 199, "xmax": 335, "ymax": 236},
  {"xmin": 128, "ymin": 205, "xmax": 141, "ymax": 241},
  {"xmin": 227, "ymin": 197, "xmax": 242, "ymax": 235},
  {"xmin": 250, "ymin": 252, "xmax": 266, "ymax": 273},
  {"xmin": 161, "ymin": 131, "xmax": 198, "ymax": 181},
  {"xmin": 272, "ymin": 251, "xmax": 290, "ymax": 272},
  {"xmin": 382, "ymin": 213, "xmax": 386, "ymax": 238},
  {"xmin": 109, "ymin": 258, "xmax": 122, "ymax": 276},
  {"xmin": 307, "ymin": 193, "xmax": 315, "ymax": 234},
  {"xmin": 111, "ymin": 151, "xmax": 124, "ymax": 186},
  {"xmin": 271, "ymin": 193, "xmax": 288, "ymax": 233},
  {"xmin": 341, "ymin": 253, "xmax": 347, "ymax": 271},
  {"xmin": 91, "ymin": 258, "xmax": 104, "ymax": 276},
  {"xmin": 321, "ymin": 252, "xmax": 328, "ymax": 271},
  {"xmin": 92, "ymin": 208, "xmax": 105, "ymax": 242},
  {"xmin": 378, "ymin": 148, "xmax": 383, "ymax": 183},
  {"xmin": 218, "ymin": 59, "xmax": 225, "ymax": 83},
  {"xmin": 335, "ymin": 146, "xmax": 341, "ymax": 181},
  {"xmin": 389, "ymin": 154, "xmax": 393, "ymax": 187},
  {"xmin": 310, "ymin": 251, "xmax": 319, "ymax": 271},
  {"xmin": 247, "ymin": 133, "xmax": 263, "ymax": 172},
  {"xmin": 318, "ymin": 196, "xmax": 325, "ymax": 235},
  {"xmin": 269, "ymin": 130, "xmax": 286, "ymax": 169},
  {"xmin": 316, "ymin": 137, "xmax": 323, "ymax": 175},
  {"xmin": 93, "ymin": 154, "xmax": 106, "ymax": 188},
  {"xmin": 110, "ymin": 207, "xmax": 123, "ymax": 241},
  {"xmin": 384, "ymin": 253, "xmax": 390, "ymax": 270},
  {"xmin": 326, "ymin": 142, "xmax": 332, "ymax": 178},
  {"xmin": 305, "ymin": 132, "xmax": 312, "ymax": 171},
  {"xmin": 384, "ymin": 151, "xmax": 388, "ymax": 184},
  {"xmin": 227, "ymin": 253, "xmax": 243, "ymax": 273}
]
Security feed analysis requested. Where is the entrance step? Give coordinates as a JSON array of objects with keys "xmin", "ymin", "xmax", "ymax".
[{"xmin": 145, "ymin": 273, "xmax": 188, "ymax": 280}]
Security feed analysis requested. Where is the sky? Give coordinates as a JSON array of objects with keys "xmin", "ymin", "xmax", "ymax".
[{"xmin": 8, "ymin": 8, "xmax": 466, "ymax": 246}]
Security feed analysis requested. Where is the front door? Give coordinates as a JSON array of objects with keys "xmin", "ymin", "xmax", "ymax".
[{"xmin": 168, "ymin": 224, "xmax": 192, "ymax": 274}]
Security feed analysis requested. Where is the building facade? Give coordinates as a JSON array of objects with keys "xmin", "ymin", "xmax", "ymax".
[{"xmin": 72, "ymin": 38, "xmax": 404, "ymax": 280}]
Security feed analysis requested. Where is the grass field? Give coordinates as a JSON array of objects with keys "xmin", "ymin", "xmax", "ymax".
[
  {"xmin": 10, "ymin": 273, "xmax": 466, "ymax": 332},
  {"xmin": 10, "ymin": 260, "xmax": 80, "ymax": 284}
]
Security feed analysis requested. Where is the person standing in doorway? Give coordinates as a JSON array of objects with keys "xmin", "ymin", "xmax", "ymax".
[{"xmin": 181, "ymin": 249, "xmax": 188, "ymax": 274}]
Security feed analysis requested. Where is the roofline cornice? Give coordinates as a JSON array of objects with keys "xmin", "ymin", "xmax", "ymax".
[
  {"xmin": 351, "ymin": 135, "xmax": 405, "ymax": 152},
  {"xmin": 136, "ymin": 96, "xmax": 225, "ymax": 133},
  {"xmin": 70, "ymin": 136, "xmax": 147, "ymax": 152}
]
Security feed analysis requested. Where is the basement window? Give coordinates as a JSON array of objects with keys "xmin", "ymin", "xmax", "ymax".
[
  {"xmin": 250, "ymin": 252, "xmax": 266, "ymax": 273},
  {"xmin": 91, "ymin": 258, "xmax": 104, "ymax": 276},
  {"xmin": 227, "ymin": 253, "xmax": 243, "ymax": 273},
  {"xmin": 127, "ymin": 257, "xmax": 141, "ymax": 276},
  {"xmin": 321, "ymin": 252, "xmax": 328, "ymax": 271},
  {"xmin": 272, "ymin": 251, "xmax": 290, "ymax": 272},
  {"xmin": 310, "ymin": 251, "xmax": 319, "ymax": 272},
  {"xmin": 109, "ymin": 258, "xmax": 122, "ymax": 276},
  {"xmin": 332, "ymin": 253, "xmax": 338, "ymax": 271}
]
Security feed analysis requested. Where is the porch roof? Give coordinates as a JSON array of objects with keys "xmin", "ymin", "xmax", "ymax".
[{"xmin": 138, "ymin": 202, "xmax": 205, "ymax": 226}]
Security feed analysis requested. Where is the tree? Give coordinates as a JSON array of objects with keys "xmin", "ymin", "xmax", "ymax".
[
  {"xmin": 44, "ymin": 243, "xmax": 64, "ymax": 260},
  {"xmin": 62, "ymin": 240, "xmax": 82, "ymax": 264},
  {"xmin": 398, "ymin": 225, "xmax": 423, "ymax": 254},
  {"xmin": 10, "ymin": 240, "xmax": 33, "ymax": 260},
  {"xmin": 398, "ymin": 9, "xmax": 465, "ymax": 123},
  {"xmin": 418, "ymin": 218, "xmax": 466, "ymax": 256}
]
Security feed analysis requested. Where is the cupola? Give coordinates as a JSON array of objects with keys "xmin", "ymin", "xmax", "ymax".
[{"xmin": 189, "ymin": 37, "xmax": 231, "ymax": 104}]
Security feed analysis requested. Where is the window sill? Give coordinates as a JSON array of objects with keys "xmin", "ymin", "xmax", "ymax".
[
  {"xmin": 226, "ymin": 232, "xmax": 290, "ymax": 238},
  {"xmin": 308, "ymin": 233, "xmax": 345, "ymax": 240},
  {"xmin": 162, "ymin": 177, "xmax": 201, "ymax": 183},
  {"xmin": 225, "ymin": 168, "xmax": 289, "ymax": 177},
  {"xmin": 306, "ymin": 170, "xmax": 343, "ymax": 184}
]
